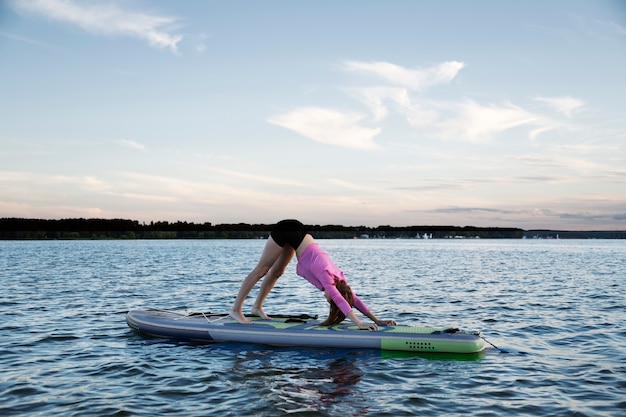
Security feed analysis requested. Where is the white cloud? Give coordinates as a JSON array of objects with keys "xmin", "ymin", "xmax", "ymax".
[
  {"xmin": 347, "ymin": 86, "xmax": 412, "ymax": 122},
  {"xmin": 276, "ymin": 60, "xmax": 562, "ymax": 145},
  {"xmin": 398, "ymin": 97, "xmax": 558, "ymax": 142},
  {"xmin": 11, "ymin": 0, "xmax": 183, "ymax": 53},
  {"xmin": 535, "ymin": 96, "xmax": 585, "ymax": 117},
  {"xmin": 119, "ymin": 139, "xmax": 145, "ymax": 150},
  {"xmin": 341, "ymin": 60, "xmax": 556, "ymax": 142},
  {"xmin": 438, "ymin": 99, "xmax": 549, "ymax": 143},
  {"xmin": 268, "ymin": 107, "xmax": 381, "ymax": 150},
  {"xmin": 207, "ymin": 167, "xmax": 310, "ymax": 188},
  {"xmin": 45, "ymin": 174, "xmax": 113, "ymax": 193},
  {"xmin": 343, "ymin": 60, "xmax": 465, "ymax": 90},
  {"xmin": 194, "ymin": 33, "xmax": 210, "ymax": 54}
]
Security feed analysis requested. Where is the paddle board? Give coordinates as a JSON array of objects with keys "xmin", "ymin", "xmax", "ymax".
[{"xmin": 126, "ymin": 309, "xmax": 486, "ymax": 354}]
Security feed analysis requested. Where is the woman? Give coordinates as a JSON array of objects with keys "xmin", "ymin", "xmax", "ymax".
[{"xmin": 230, "ymin": 219, "xmax": 396, "ymax": 330}]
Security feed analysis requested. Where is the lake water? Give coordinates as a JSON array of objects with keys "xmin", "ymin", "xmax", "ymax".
[{"xmin": 1, "ymin": 239, "xmax": 624, "ymax": 416}]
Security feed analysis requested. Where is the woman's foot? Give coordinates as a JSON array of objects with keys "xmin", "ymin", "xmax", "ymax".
[
  {"xmin": 229, "ymin": 309, "xmax": 253, "ymax": 324},
  {"xmin": 251, "ymin": 306, "xmax": 271, "ymax": 320}
]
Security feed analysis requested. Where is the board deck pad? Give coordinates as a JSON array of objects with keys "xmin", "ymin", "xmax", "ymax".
[{"xmin": 126, "ymin": 309, "xmax": 486, "ymax": 354}]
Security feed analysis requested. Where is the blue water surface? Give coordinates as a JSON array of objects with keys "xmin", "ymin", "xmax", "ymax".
[{"xmin": 1, "ymin": 239, "xmax": 625, "ymax": 416}]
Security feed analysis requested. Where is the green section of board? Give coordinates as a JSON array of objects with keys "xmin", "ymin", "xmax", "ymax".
[
  {"xmin": 380, "ymin": 350, "xmax": 486, "ymax": 361},
  {"xmin": 380, "ymin": 338, "xmax": 485, "ymax": 354}
]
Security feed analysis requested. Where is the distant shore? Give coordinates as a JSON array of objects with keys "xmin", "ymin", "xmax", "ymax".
[{"xmin": 0, "ymin": 218, "xmax": 624, "ymax": 240}]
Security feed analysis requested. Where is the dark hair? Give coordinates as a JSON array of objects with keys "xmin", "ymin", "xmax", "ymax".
[{"xmin": 319, "ymin": 280, "xmax": 354, "ymax": 326}]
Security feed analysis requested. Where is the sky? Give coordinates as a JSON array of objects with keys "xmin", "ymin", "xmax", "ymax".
[{"xmin": 1, "ymin": 0, "xmax": 625, "ymax": 230}]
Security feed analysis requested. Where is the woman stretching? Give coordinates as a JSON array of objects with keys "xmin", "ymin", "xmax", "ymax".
[{"xmin": 230, "ymin": 219, "xmax": 396, "ymax": 330}]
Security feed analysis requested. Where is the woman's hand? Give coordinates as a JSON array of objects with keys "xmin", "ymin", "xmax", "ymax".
[
  {"xmin": 348, "ymin": 311, "xmax": 379, "ymax": 331},
  {"xmin": 358, "ymin": 322, "xmax": 378, "ymax": 331}
]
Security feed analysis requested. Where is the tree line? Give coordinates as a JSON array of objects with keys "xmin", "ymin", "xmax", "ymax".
[{"xmin": 0, "ymin": 217, "xmax": 529, "ymax": 240}]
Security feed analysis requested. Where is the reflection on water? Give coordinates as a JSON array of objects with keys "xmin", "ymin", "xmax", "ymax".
[{"xmin": 228, "ymin": 348, "xmax": 367, "ymax": 416}]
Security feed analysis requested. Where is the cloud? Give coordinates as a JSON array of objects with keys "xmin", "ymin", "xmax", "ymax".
[
  {"xmin": 535, "ymin": 96, "xmax": 585, "ymax": 117},
  {"xmin": 193, "ymin": 33, "xmax": 210, "ymax": 54},
  {"xmin": 119, "ymin": 139, "xmax": 145, "ymax": 150},
  {"xmin": 348, "ymin": 85, "xmax": 441, "ymax": 128},
  {"xmin": 511, "ymin": 153, "xmax": 605, "ymax": 174},
  {"xmin": 431, "ymin": 206, "xmax": 520, "ymax": 215},
  {"xmin": 273, "ymin": 59, "xmax": 568, "ymax": 146},
  {"xmin": 268, "ymin": 107, "xmax": 381, "ymax": 150},
  {"xmin": 344, "ymin": 61, "xmax": 465, "ymax": 127},
  {"xmin": 0, "ymin": 31, "xmax": 60, "ymax": 49},
  {"xmin": 343, "ymin": 60, "xmax": 465, "ymax": 91},
  {"xmin": 342, "ymin": 61, "xmax": 557, "ymax": 142},
  {"xmin": 10, "ymin": 0, "xmax": 183, "ymax": 53},
  {"xmin": 346, "ymin": 87, "xmax": 400, "ymax": 121},
  {"xmin": 435, "ymin": 99, "xmax": 555, "ymax": 142},
  {"xmin": 208, "ymin": 167, "xmax": 309, "ymax": 188}
]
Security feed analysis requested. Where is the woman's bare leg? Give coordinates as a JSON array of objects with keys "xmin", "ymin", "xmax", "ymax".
[
  {"xmin": 251, "ymin": 246, "xmax": 295, "ymax": 319},
  {"xmin": 230, "ymin": 237, "xmax": 284, "ymax": 324}
]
